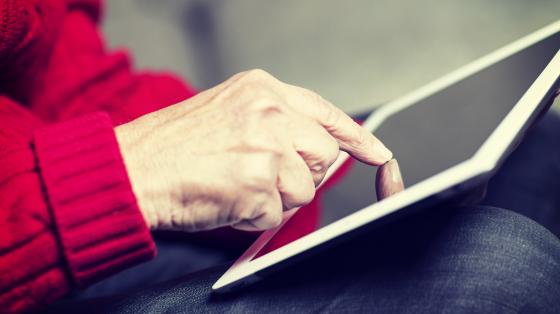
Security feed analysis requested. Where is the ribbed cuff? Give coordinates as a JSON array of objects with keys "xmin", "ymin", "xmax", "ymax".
[{"xmin": 34, "ymin": 112, "xmax": 156, "ymax": 287}]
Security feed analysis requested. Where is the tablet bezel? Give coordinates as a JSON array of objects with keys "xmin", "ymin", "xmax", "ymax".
[{"xmin": 213, "ymin": 20, "xmax": 560, "ymax": 292}]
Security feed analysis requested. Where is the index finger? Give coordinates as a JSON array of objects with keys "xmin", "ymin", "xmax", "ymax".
[
  {"xmin": 376, "ymin": 158, "xmax": 404, "ymax": 200},
  {"xmin": 285, "ymin": 85, "xmax": 393, "ymax": 165}
]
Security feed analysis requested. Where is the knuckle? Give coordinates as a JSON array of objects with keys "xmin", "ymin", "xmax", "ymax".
[
  {"xmin": 267, "ymin": 212, "xmax": 283, "ymax": 228},
  {"xmin": 230, "ymin": 79, "xmax": 259, "ymax": 99},
  {"xmin": 240, "ymin": 68, "xmax": 272, "ymax": 82},
  {"xmin": 247, "ymin": 68, "xmax": 271, "ymax": 79},
  {"xmin": 227, "ymin": 73, "xmax": 263, "ymax": 98},
  {"xmin": 309, "ymin": 161, "xmax": 327, "ymax": 175},
  {"xmin": 284, "ymin": 179, "xmax": 316, "ymax": 208},
  {"xmin": 236, "ymin": 204, "xmax": 258, "ymax": 222},
  {"xmin": 263, "ymin": 207, "xmax": 283, "ymax": 229},
  {"xmin": 314, "ymin": 156, "xmax": 336, "ymax": 175},
  {"xmin": 320, "ymin": 101, "xmax": 340, "ymax": 129},
  {"xmin": 240, "ymin": 196, "xmax": 283, "ymax": 230},
  {"xmin": 302, "ymin": 182, "xmax": 316, "ymax": 203},
  {"xmin": 324, "ymin": 138, "xmax": 340, "ymax": 165},
  {"xmin": 351, "ymin": 128, "xmax": 367, "ymax": 148},
  {"xmin": 309, "ymin": 151, "xmax": 336, "ymax": 175}
]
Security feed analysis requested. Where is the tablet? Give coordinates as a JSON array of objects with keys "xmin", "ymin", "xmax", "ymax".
[{"xmin": 213, "ymin": 21, "xmax": 560, "ymax": 292}]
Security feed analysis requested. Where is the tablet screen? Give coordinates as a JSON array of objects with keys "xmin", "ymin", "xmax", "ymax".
[
  {"xmin": 254, "ymin": 30, "xmax": 560, "ymax": 258},
  {"xmin": 320, "ymin": 31, "xmax": 559, "ymax": 226}
]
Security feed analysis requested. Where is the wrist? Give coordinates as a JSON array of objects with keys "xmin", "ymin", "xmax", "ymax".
[{"xmin": 115, "ymin": 122, "xmax": 158, "ymax": 230}]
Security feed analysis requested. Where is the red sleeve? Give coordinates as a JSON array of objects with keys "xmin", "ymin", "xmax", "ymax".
[{"xmin": 0, "ymin": 98, "xmax": 155, "ymax": 312}]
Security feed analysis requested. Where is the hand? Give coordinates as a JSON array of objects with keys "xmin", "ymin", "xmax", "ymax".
[{"xmin": 116, "ymin": 69, "xmax": 393, "ymax": 232}]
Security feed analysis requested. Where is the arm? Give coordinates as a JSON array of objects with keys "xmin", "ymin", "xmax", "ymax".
[{"xmin": 0, "ymin": 97, "xmax": 155, "ymax": 312}]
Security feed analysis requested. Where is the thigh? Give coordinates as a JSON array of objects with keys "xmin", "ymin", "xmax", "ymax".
[
  {"xmin": 46, "ymin": 206, "xmax": 560, "ymax": 313},
  {"xmin": 483, "ymin": 111, "xmax": 560, "ymax": 237}
]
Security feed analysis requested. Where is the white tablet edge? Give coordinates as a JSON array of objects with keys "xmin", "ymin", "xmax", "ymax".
[{"xmin": 213, "ymin": 21, "xmax": 560, "ymax": 291}]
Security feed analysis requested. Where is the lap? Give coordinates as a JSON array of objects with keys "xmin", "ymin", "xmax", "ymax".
[
  {"xmin": 46, "ymin": 206, "xmax": 560, "ymax": 313},
  {"xmin": 483, "ymin": 112, "xmax": 560, "ymax": 237}
]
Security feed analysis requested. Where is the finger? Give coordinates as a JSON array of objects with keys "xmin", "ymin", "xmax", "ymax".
[
  {"xmin": 263, "ymin": 112, "xmax": 324, "ymax": 204},
  {"xmin": 232, "ymin": 189, "xmax": 283, "ymax": 231},
  {"xmin": 283, "ymin": 114, "xmax": 340, "ymax": 186},
  {"xmin": 277, "ymin": 148, "xmax": 317, "ymax": 210},
  {"xmin": 375, "ymin": 158, "xmax": 405, "ymax": 200},
  {"xmin": 282, "ymin": 85, "xmax": 393, "ymax": 165},
  {"xmin": 228, "ymin": 146, "xmax": 283, "ymax": 229}
]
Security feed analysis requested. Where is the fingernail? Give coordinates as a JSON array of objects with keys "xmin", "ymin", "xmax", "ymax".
[
  {"xmin": 376, "ymin": 158, "xmax": 405, "ymax": 200},
  {"xmin": 373, "ymin": 138, "xmax": 393, "ymax": 163},
  {"xmin": 388, "ymin": 159, "xmax": 404, "ymax": 187}
]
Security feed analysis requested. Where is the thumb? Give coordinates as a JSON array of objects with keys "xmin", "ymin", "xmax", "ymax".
[{"xmin": 375, "ymin": 159, "xmax": 405, "ymax": 200}]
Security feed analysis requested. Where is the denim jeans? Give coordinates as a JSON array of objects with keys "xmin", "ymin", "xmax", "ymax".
[{"xmin": 45, "ymin": 113, "xmax": 560, "ymax": 313}]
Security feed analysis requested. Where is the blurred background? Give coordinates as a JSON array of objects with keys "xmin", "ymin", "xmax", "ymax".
[{"xmin": 103, "ymin": 0, "xmax": 560, "ymax": 114}]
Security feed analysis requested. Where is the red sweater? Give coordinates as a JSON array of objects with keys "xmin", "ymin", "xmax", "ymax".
[{"xmin": 0, "ymin": 0, "xmax": 196, "ymax": 311}]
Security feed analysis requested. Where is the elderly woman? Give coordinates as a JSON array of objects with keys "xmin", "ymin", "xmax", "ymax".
[{"xmin": 1, "ymin": 1, "xmax": 559, "ymax": 313}]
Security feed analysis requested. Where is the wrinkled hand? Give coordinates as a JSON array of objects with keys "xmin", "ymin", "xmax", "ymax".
[{"xmin": 116, "ymin": 69, "xmax": 393, "ymax": 232}]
